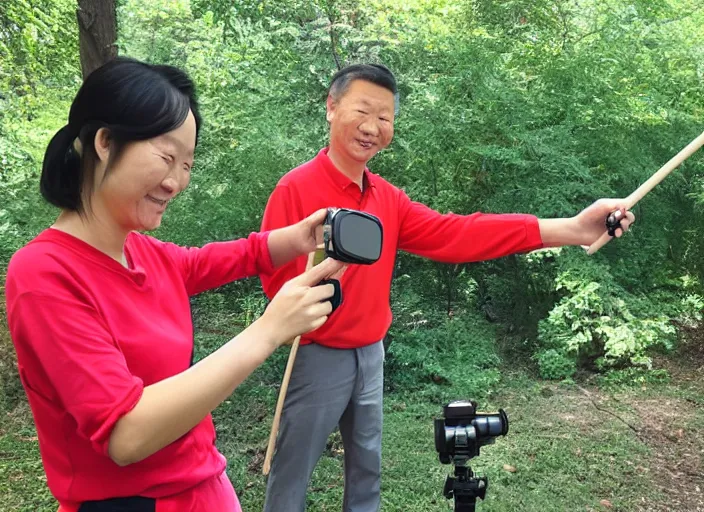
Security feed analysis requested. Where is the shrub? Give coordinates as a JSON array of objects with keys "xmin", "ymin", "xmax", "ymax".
[
  {"xmin": 536, "ymin": 349, "xmax": 576, "ymax": 380},
  {"xmin": 537, "ymin": 271, "xmax": 677, "ymax": 378}
]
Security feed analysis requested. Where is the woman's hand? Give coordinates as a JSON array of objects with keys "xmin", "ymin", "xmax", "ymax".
[{"xmin": 259, "ymin": 257, "xmax": 345, "ymax": 347}]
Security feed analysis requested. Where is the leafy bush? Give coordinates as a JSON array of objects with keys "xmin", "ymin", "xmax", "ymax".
[
  {"xmin": 536, "ymin": 349, "xmax": 576, "ymax": 381},
  {"xmin": 598, "ymin": 367, "xmax": 670, "ymax": 388},
  {"xmin": 385, "ymin": 312, "xmax": 503, "ymax": 400},
  {"xmin": 536, "ymin": 269, "xmax": 678, "ymax": 378}
]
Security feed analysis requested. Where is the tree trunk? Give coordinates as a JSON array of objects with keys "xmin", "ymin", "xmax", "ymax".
[{"xmin": 76, "ymin": 0, "xmax": 117, "ymax": 80}]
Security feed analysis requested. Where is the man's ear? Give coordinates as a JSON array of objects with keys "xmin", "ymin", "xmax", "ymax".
[
  {"xmin": 93, "ymin": 127, "xmax": 111, "ymax": 163},
  {"xmin": 326, "ymin": 94, "xmax": 336, "ymax": 123}
]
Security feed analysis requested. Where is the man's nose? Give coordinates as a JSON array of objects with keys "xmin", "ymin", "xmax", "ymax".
[{"xmin": 359, "ymin": 120, "xmax": 380, "ymax": 136}]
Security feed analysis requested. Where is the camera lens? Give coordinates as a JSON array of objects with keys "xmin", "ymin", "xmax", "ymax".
[
  {"xmin": 472, "ymin": 409, "xmax": 508, "ymax": 437},
  {"xmin": 337, "ymin": 214, "xmax": 382, "ymax": 261}
]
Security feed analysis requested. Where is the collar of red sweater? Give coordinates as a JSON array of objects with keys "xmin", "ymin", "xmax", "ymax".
[{"xmin": 316, "ymin": 147, "xmax": 378, "ymax": 191}]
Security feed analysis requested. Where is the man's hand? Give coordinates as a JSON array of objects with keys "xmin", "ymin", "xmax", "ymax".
[
  {"xmin": 296, "ymin": 208, "xmax": 327, "ymax": 255},
  {"xmin": 539, "ymin": 199, "xmax": 635, "ymax": 247},
  {"xmin": 573, "ymin": 199, "xmax": 635, "ymax": 244},
  {"xmin": 267, "ymin": 208, "xmax": 328, "ymax": 268}
]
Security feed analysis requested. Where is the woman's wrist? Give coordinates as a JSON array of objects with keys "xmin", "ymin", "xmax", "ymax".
[{"xmin": 249, "ymin": 314, "xmax": 283, "ymax": 353}]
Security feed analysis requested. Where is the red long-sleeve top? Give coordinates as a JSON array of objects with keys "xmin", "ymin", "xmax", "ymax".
[
  {"xmin": 4, "ymin": 228, "xmax": 273, "ymax": 507},
  {"xmin": 260, "ymin": 148, "xmax": 544, "ymax": 349}
]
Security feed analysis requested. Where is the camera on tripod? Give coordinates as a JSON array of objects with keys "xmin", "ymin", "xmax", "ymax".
[{"xmin": 435, "ymin": 400, "xmax": 509, "ymax": 512}]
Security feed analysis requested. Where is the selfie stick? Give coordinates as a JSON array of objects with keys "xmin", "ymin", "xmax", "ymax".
[
  {"xmin": 263, "ymin": 248, "xmax": 318, "ymax": 475},
  {"xmin": 587, "ymin": 130, "xmax": 704, "ymax": 255}
]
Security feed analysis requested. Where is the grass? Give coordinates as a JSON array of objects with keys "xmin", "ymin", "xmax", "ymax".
[
  {"xmin": 219, "ymin": 371, "xmax": 671, "ymax": 512},
  {"xmin": 1, "ymin": 311, "xmax": 702, "ymax": 511},
  {"xmin": 0, "ymin": 404, "xmax": 55, "ymax": 511}
]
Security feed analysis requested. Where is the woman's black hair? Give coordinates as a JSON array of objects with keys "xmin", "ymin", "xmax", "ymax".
[{"xmin": 40, "ymin": 57, "xmax": 201, "ymax": 212}]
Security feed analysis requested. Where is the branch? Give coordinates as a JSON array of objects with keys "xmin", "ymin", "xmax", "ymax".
[
  {"xmin": 577, "ymin": 385, "xmax": 644, "ymax": 440},
  {"xmin": 326, "ymin": 6, "xmax": 342, "ymax": 70},
  {"xmin": 657, "ymin": 3, "xmax": 704, "ymax": 27},
  {"xmin": 571, "ymin": 3, "xmax": 704, "ymax": 47}
]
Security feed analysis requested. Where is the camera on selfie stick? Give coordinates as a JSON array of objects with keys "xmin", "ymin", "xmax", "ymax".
[
  {"xmin": 321, "ymin": 207, "xmax": 382, "ymax": 264},
  {"xmin": 314, "ymin": 208, "xmax": 383, "ymax": 312},
  {"xmin": 435, "ymin": 400, "xmax": 509, "ymax": 512}
]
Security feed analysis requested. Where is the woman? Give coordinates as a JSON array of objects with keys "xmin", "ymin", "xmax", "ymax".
[{"xmin": 4, "ymin": 57, "xmax": 344, "ymax": 511}]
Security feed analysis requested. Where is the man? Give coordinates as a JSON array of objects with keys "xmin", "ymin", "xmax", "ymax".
[{"xmin": 259, "ymin": 64, "xmax": 633, "ymax": 512}]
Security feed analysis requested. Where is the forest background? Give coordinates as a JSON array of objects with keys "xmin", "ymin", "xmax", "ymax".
[{"xmin": 1, "ymin": 1, "xmax": 703, "ymax": 510}]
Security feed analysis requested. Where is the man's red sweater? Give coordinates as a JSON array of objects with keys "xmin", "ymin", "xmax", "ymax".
[{"xmin": 260, "ymin": 148, "xmax": 544, "ymax": 349}]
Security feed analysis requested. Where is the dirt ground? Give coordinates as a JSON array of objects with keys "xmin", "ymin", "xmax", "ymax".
[
  {"xmin": 597, "ymin": 328, "xmax": 704, "ymax": 512},
  {"xmin": 641, "ymin": 328, "xmax": 704, "ymax": 512}
]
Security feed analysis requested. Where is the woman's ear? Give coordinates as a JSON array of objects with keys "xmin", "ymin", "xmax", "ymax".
[{"xmin": 93, "ymin": 127, "xmax": 112, "ymax": 163}]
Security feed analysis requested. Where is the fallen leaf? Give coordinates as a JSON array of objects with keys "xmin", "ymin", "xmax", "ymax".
[
  {"xmin": 392, "ymin": 402, "xmax": 407, "ymax": 412},
  {"xmin": 600, "ymin": 499, "xmax": 613, "ymax": 508},
  {"xmin": 503, "ymin": 464, "xmax": 517, "ymax": 473}
]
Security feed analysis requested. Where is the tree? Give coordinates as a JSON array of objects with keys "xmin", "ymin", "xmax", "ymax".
[{"xmin": 76, "ymin": 0, "xmax": 117, "ymax": 79}]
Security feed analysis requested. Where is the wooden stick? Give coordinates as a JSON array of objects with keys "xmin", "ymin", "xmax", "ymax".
[
  {"xmin": 587, "ymin": 130, "xmax": 704, "ymax": 255},
  {"xmin": 262, "ymin": 249, "xmax": 317, "ymax": 475}
]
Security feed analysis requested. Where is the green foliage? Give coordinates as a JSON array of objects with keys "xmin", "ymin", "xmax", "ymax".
[
  {"xmin": 536, "ymin": 349, "xmax": 576, "ymax": 380},
  {"xmin": 598, "ymin": 366, "xmax": 671, "ymax": 388},
  {"xmin": 0, "ymin": 85, "xmax": 72, "ymax": 265},
  {"xmin": 0, "ymin": 0, "xmax": 702, "ymax": 415},
  {"xmin": 385, "ymin": 311, "xmax": 503, "ymax": 402},
  {"xmin": 190, "ymin": 284, "xmax": 268, "ymax": 334},
  {"xmin": 536, "ymin": 266, "xmax": 678, "ymax": 378},
  {"xmin": 0, "ymin": 280, "xmax": 24, "ymax": 413},
  {"xmin": 0, "ymin": 0, "xmax": 80, "ymax": 117}
]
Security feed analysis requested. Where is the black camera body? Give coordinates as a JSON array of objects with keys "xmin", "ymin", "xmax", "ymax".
[
  {"xmin": 314, "ymin": 208, "xmax": 383, "ymax": 314},
  {"xmin": 435, "ymin": 400, "xmax": 508, "ymax": 464},
  {"xmin": 435, "ymin": 400, "xmax": 509, "ymax": 512},
  {"xmin": 323, "ymin": 208, "xmax": 383, "ymax": 264}
]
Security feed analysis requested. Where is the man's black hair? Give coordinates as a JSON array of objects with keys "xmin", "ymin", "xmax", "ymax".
[{"xmin": 328, "ymin": 64, "xmax": 398, "ymax": 106}]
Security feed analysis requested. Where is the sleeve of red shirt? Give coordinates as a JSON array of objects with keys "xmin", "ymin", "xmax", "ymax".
[
  {"xmin": 259, "ymin": 184, "xmax": 307, "ymax": 299},
  {"xmin": 397, "ymin": 191, "xmax": 544, "ymax": 263},
  {"xmin": 8, "ymin": 293, "xmax": 144, "ymax": 457},
  {"xmin": 155, "ymin": 231, "xmax": 276, "ymax": 296}
]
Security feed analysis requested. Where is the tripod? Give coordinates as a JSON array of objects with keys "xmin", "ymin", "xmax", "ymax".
[{"xmin": 442, "ymin": 460, "xmax": 487, "ymax": 512}]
